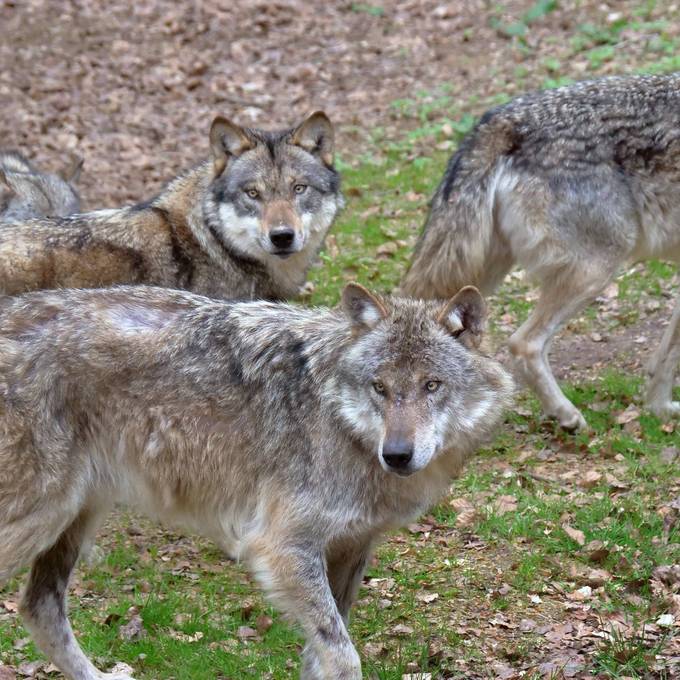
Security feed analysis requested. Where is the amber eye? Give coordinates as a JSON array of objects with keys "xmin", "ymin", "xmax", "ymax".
[
  {"xmin": 373, "ymin": 381, "xmax": 386, "ymax": 395},
  {"xmin": 245, "ymin": 188, "xmax": 259, "ymax": 199},
  {"xmin": 425, "ymin": 380, "xmax": 440, "ymax": 393},
  {"xmin": 294, "ymin": 184, "xmax": 307, "ymax": 194}
]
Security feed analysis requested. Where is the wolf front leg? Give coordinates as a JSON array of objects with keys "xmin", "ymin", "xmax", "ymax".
[
  {"xmin": 249, "ymin": 537, "xmax": 362, "ymax": 680},
  {"xmin": 297, "ymin": 541, "xmax": 373, "ymax": 678}
]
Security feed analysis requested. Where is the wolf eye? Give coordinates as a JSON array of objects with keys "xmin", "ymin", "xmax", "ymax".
[
  {"xmin": 372, "ymin": 381, "xmax": 386, "ymax": 395},
  {"xmin": 294, "ymin": 184, "xmax": 307, "ymax": 194},
  {"xmin": 425, "ymin": 380, "xmax": 441, "ymax": 393},
  {"xmin": 245, "ymin": 188, "xmax": 259, "ymax": 199}
]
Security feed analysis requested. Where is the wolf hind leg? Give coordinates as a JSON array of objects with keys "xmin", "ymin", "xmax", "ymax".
[
  {"xmin": 646, "ymin": 294, "xmax": 680, "ymax": 418},
  {"xmin": 508, "ymin": 263, "xmax": 617, "ymax": 431},
  {"xmin": 19, "ymin": 505, "xmax": 132, "ymax": 680}
]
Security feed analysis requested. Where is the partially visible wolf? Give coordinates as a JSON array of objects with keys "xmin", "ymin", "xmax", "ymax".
[
  {"xmin": 0, "ymin": 283, "xmax": 512, "ymax": 680},
  {"xmin": 0, "ymin": 150, "xmax": 82, "ymax": 221},
  {"xmin": 402, "ymin": 73, "xmax": 680, "ymax": 430},
  {"xmin": 0, "ymin": 112, "xmax": 342, "ymax": 300}
]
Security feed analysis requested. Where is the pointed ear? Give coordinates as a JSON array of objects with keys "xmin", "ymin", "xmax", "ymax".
[
  {"xmin": 437, "ymin": 286, "xmax": 487, "ymax": 349},
  {"xmin": 341, "ymin": 283, "xmax": 388, "ymax": 335},
  {"xmin": 209, "ymin": 116, "xmax": 255, "ymax": 175},
  {"xmin": 61, "ymin": 155, "xmax": 84, "ymax": 184},
  {"xmin": 290, "ymin": 111, "xmax": 334, "ymax": 165}
]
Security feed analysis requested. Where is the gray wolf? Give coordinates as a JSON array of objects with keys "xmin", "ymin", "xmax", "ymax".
[
  {"xmin": 402, "ymin": 73, "xmax": 680, "ymax": 430},
  {"xmin": 0, "ymin": 150, "xmax": 82, "ymax": 221},
  {"xmin": 0, "ymin": 112, "xmax": 342, "ymax": 300},
  {"xmin": 0, "ymin": 283, "xmax": 512, "ymax": 679}
]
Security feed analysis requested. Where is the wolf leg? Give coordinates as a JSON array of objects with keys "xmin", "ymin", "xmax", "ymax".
[
  {"xmin": 299, "ymin": 541, "xmax": 373, "ymax": 679},
  {"xmin": 508, "ymin": 269, "xmax": 612, "ymax": 430},
  {"xmin": 249, "ymin": 538, "xmax": 361, "ymax": 680},
  {"xmin": 647, "ymin": 295, "xmax": 680, "ymax": 418},
  {"xmin": 19, "ymin": 507, "xmax": 133, "ymax": 680}
]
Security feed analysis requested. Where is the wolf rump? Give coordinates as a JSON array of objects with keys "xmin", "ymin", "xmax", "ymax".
[
  {"xmin": 403, "ymin": 73, "xmax": 680, "ymax": 430},
  {"xmin": 0, "ymin": 150, "xmax": 82, "ymax": 221},
  {"xmin": 0, "ymin": 283, "xmax": 512, "ymax": 679},
  {"xmin": 0, "ymin": 112, "xmax": 342, "ymax": 300}
]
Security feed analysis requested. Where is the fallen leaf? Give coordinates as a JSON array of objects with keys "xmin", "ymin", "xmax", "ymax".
[
  {"xmin": 579, "ymin": 470, "xmax": 602, "ymax": 489},
  {"xmin": 0, "ymin": 666, "xmax": 16, "ymax": 680},
  {"xmin": 390, "ymin": 623, "xmax": 414, "ymax": 636},
  {"xmin": 364, "ymin": 642, "xmax": 387, "ymax": 658},
  {"xmin": 656, "ymin": 613, "xmax": 675, "ymax": 627},
  {"xmin": 563, "ymin": 523, "xmax": 586, "ymax": 546},
  {"xmin": 567, "ymin": 586, "xmax": 592, "ymax": 601},
  {"xmin": 454, "ymin": 508, "xmax": 478, "ymax": 529},
  {"xmin": 236, "ymin": 626, "xmax": 258, "ymax": 640},
  {"xmin": 494, "ymin": 495, "xmax": 518, "ymax": 515},
  {"xmin": 416, "ymin": 592, "xmax": 439, "ymax": 604},
  {"xmin": 615, "ymin": 405, "xmax": 640, "ymax": 425}
]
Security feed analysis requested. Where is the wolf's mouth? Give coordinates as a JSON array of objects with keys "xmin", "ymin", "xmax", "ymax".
[{"xmin": 273, "ymin": 250, "xmax": 294, "ymax": 259}]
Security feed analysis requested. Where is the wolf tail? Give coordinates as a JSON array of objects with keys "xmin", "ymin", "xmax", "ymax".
[{"xmin": 401, "ymin": 114, "xmax": 518, "ymax": 299}]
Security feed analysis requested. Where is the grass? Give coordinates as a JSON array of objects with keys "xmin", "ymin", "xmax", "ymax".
[{"xmin": 2, "ymin": 4, "xmax": 680, "ymax": 678}]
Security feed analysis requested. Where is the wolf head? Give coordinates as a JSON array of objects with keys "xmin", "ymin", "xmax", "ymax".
[
  {"xmin": 335, "ymin": 284, "xmax": 514, "ymax": 476},
  {"xmin": 0, "ymin": 151, "xmax": 82, "ymax": 222},
  {"xmin": 204, "ymin": 112, "xmax": 342, "ymax": 262}
]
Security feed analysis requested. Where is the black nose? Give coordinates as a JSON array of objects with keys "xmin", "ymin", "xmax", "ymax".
[
  {"xmin": 270, "ymin": 226, "xmax": 295, "ymax": 249},
  {"xmin": 382, "ymin": 443, "xmax": 413, "ymax": 470}
]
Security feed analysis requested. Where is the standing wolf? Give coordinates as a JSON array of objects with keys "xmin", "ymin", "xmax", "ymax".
[
  {"xmin": 403, "ymin": 73, "xmax": 680, "ymax": 430},
  {"xmin": 0, "ymin": 150, "xmax": 82, "ymax": 221},
  {"xmin": 0, "ymin": 283, "xmax": 512, "ymax": 679},
  {"xmin": 0, "ymin": 112, "xmax": 342, "ymax": 300}
]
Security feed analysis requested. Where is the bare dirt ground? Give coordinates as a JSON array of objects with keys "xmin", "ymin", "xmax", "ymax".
[{"xmin": 0, "ymin": 0, "xmax": 665, "ymax": 207}]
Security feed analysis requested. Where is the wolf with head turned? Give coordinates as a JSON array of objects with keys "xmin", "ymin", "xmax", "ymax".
[
  {"xmin": 0, "ymin": 112, "xmax": 342, "ymax": 300},
  {"xmin": 0, "ymin": 282, "xmax": 512, "ymax": 679}
]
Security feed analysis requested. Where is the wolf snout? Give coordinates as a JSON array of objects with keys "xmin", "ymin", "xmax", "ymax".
[
  {"xmin": 269, "ymin": 225, "xmax": 296, "ymax": 252},
  {"xmin": 382, "ymin": 439, "xmax": 414, "ymax": 472}
]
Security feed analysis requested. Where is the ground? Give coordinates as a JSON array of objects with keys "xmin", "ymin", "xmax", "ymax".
[{"xmin": 1, "ymin": 1, "xmax": 680, "ymax": 678}]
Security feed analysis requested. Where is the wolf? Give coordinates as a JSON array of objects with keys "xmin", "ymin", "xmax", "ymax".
[
  {"xmin": 402, "ymin": 73, "xmax": 680, "ymax": 430},
  {"xmin": 0, "ymin": 112, "xmax": 342, "ymax": 300},
  {"xmin": 0, "ymin": 282, "xmax": 512, "ymax": 679},
  {"xmin": 0, "ymin": 150, "xmax": 82, "ymax": 221}
]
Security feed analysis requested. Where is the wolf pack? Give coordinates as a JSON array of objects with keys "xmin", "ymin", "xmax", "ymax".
[{"xmin": 0, "ymin": 72, "xmax": 678, "ymax": 679}]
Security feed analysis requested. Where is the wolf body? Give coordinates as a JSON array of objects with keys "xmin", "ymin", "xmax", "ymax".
[
  {"xmin": 0, "ymin": 283, "xmax": 512, "ymax": 680},
  {"xmin": 403, "ymin": 73, "xmax": 680, "ymax": 429},
  {"xmin": 0, "ymin": 150, "xmax": 82, "ymax": 221},
  {"xmin": 0, "ymin": 112, "xmax": 342, "ymax": 300}
]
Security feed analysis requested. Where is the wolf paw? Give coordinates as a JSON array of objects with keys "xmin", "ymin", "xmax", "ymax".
[
  {"xmin": 648, "ymin": 400, "xmax": 680, "ymax": 420},
  {"xmin": 547, "ymin": 408, "xmax": 587, "ymax": 432}
]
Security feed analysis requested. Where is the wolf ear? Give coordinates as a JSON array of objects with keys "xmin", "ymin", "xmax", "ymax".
[
  {"xmin": 60, "ymin": 155, "xmax": 84, "ymax": 184},
  {"xmin": 342, "ymin": 283, "xmax": 388, "ymax": 334},
  {"xmin": 437, "ymin": 286, "xmax": 486, "ymax": 349},
  {"xmin": 290, "ymin": 111, "xmax": 334, "ymax": 165},
  {"xmin": 209, "ymin": 116, "xmax": 255, "ymax": 175}
]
